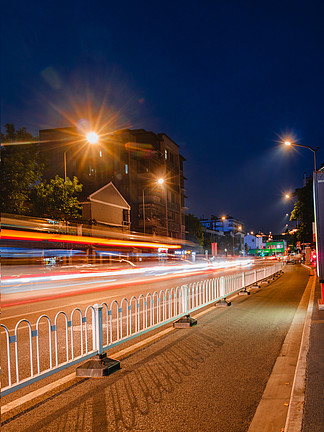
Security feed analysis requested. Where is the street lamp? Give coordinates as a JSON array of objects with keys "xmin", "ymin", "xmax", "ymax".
[
  {"xmin": 142, "ymin": 178, "xmax": 164, "ymax": 234},
  {"xmin": 284, "ymin": 140, "xmax": 320, "ymax": 171},
  {"xmin": 64, "ymin": 131, "xmax": 99, "ymax": 181},
  {"xmin": 232, "ymin": 225, "xmax": 242, "ymax": 256}
]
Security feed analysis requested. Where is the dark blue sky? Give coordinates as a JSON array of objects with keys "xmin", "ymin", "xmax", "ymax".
[{"xmin": 2, "ymin": 0, "xmax": 324, "ymax": 234}]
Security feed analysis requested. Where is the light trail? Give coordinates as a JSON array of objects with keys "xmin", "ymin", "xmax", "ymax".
[{"xmin": 2, "ymin": 259, "xmax": 253, "ymax": 307}]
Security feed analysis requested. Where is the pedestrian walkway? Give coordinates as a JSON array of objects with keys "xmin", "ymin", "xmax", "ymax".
[
  {"xmin": 1, "ymin": 265, "xmax": 322, "ymax": 432},
  {"xmin": 302, "ymin": 277, "xmax": 324, "ymax": 432}
]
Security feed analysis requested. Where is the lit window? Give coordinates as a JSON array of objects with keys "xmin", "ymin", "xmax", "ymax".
[
  {"xmin": 99, "ymin": 151, "xmax": 102, "ymax": 158},
  {"xmin": 165, "ymin": 149, "xmax": 168, "ymax": 159},
  {"xmin": 125, "ymin": 164, "xmax": 128, "ymax": 174}
]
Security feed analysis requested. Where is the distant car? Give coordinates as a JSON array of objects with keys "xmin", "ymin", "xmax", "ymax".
[{"xmin": 287, "ymin": 255, "xmax": 296, "ymax": 264}]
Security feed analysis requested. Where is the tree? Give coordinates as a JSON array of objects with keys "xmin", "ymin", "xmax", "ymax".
[
  {"xmin": 185, "ymin": 213, "xmax": 204, "ymax": 250},
  {"xmin": 1, "ymin": 124, "xmax": 43, "ymax": 215},
  {"xmin": 290, "ymin": 177, "xmax": 314, "ymax": 244},
  {"xmin": 33, "ymin": 175, "xmax": 83, "ymax": 221},
  {"xmin": 1, "ymin": 124, "xmax": 83, "ymax": 220}
]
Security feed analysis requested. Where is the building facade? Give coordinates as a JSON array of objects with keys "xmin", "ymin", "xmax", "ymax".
[
  {"xmin": 82, "ymin": 182, "xmax": 130, "ymax": 231},
  {"xmin": 244, "ymin": 233, "xmax": 266, "ymax": 251},
  {"xmin": 39, "ymin": 127, "xmax": 186, "ymax": 239},
  {"xmin": 200, "ymin": 215, "xmax": 245, "ymax": 256},
  {"xmin": 200, "ymin": 215, "xmax": 244, "ymax": 234}
]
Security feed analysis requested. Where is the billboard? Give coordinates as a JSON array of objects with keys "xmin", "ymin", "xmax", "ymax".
[{"xmin": 313, "ymin": 171, "xmax": 324, "ymax": 282}]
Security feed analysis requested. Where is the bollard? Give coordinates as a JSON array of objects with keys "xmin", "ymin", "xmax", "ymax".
[
  {"xmin": 215, "ymin": 276, "xmax": 231, "ymax": 307},
  {"xmin": 173, "ymin": 285, "xmax": 197, "ymax": 328},
  {"xmin": 76, "ymin": 304, "xmax": 120, "ymax": 377}
]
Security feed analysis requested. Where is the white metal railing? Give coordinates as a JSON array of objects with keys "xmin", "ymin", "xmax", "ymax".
[{"xmin": 1, "ymin": 263, "xmax": 282, "ymax": 396}]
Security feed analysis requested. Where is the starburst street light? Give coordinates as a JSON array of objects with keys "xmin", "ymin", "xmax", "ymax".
[
  {"xmin": 64, "ymin": 131, "xmax": 99, "ymax": 181},
  {"xmin": 86, "ymin": 131, "xmax": 99, "ymax": 144},
  {"xmin": 283, "ymin": 140, "xmax": 320, "ymax": 171}
]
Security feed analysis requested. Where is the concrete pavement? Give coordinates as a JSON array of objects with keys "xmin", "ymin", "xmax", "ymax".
[{"xmin": 1, "ymin": 265, "xmax": 323, "ymax": 431}]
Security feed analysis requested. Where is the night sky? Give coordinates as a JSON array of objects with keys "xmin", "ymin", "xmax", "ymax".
[{"xmin": 2, "ymin": 1, "xmax": 324, "ymax": 234}]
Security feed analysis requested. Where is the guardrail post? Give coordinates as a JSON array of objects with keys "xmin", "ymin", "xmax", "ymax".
[
  {"xmin": 181, "ymin": 285, "xmax": 188, "ymax": 315},
  {"xmin": 76, "ymin": 303, "xmax": 120, "ymax": 378},
  {"xmin": 215, "ymin": 276, "xmax": 231, "ymax": 307},
  {"xmin": 173, "ymin": 285, "xmax": 197, "ymax": 328},
  {"xmin": 252, "ymin": 269, "xmax": 260, "ymax": 288},
  {"xmin": 93, "ymin": 304, "xmax": 104, "ymax": 355},
  {"xmin": 238, "ymin": 272, "xmax": 250, "ymax": 295}
]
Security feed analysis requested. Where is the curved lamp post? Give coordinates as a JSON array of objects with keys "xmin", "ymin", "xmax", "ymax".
[
  {"xmin": 142, "ymin": 178, "xmax": 165, "ymax": 234},
  {"xmin": 284, "ymin": 141, "xmax": 320, "ymax": 172}
]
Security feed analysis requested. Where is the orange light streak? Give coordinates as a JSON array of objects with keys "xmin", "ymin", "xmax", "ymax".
[{"xmin": 1, "ymin": 229, "xmax": 181, "ymax": 250}]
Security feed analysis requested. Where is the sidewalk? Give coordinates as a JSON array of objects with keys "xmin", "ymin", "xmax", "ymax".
[{"xmin": 302, "ymin": 277, "xmax": 324, "ymax": 431}]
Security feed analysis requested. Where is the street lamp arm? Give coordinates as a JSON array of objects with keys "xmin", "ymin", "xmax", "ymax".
[
  {"xmin": 290, "ymin": 143, "xmax": 320, "ymax": 153},
  {"xmin": 286, "ymin": 142, "xmax": 320, "ymax": 171}
]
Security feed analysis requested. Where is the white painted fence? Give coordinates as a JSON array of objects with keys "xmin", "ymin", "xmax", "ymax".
[{"xmin": 1, "ymin": 263, "xmax": 282, "ymax": 396}]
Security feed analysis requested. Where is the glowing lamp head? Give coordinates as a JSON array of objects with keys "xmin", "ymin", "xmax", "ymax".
[
  {"xmin": 284, "ymin": 141, "xmax": 292, "ymax": 146},
  {"xmin": 285, "ymin": 194, "xmax": 290, "ymax": 199},
  {"xmin": 238, "ymin": 226, "xmax": 242, "ymax": 230},
  {"xmin": 86, "ymin": 132, "xmax": 99, "ymax": 144},
  {"xmin": 157, "ymin": 178, "xmax": 164, "ymax": 185},
  {"xmin": 221, "ymin": 216, "xmax": 226, "ymax": 220}
]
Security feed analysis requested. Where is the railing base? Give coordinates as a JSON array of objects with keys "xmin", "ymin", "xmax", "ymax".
[
  {"xmin": 238, "ymin": 289, "xmax": 250, "ymax": 295},
  {"xmin": 215, "ymin": 298, "xmax": 231, "ymax": 307},
  {"xmin": 173, "ymin": 314, "xmax": 197, "ymax": 328},
  {"xmin": 76, "ymin": 353, "xmax": 120, "ymax": 378}
]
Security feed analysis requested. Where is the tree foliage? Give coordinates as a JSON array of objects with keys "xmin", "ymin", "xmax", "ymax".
[
  {"xmin": 1, "ymin": 124, "xmax": 83, "ymax": 220},
  {"xmin": 1, "ymin": 124, "xmax": 43, "ymax": 214},
  {"xmin": 290, "ymin": 177, "xmax": 314, "ymax": 243},
  {"xmin": 32, "ymin": 176, "xmax": 83, "ymax": 221},
  {"xmin": 185, "ymin": 213, "xmax": 204, "ymax": 249}
]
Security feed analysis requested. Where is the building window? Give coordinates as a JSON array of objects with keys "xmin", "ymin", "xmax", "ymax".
[
  {"xmin": 165, "ymin": 149, "xmax": 168, "ymax": 160},
  {"xmin": 125, "ymin": 164, "xmax": 128, "ymax": 174},
  {"xmin": 99, "ymin": 151, "xmax": 102, "ymax": 158}
]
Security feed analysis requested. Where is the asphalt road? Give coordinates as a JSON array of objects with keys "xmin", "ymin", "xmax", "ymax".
[
  {"xmin": 1, "ymin": 259, "xmax": 275, "ymax": 393},
  {"xmin": 1, "ymin": 264, "xmax": 309, "ymax": 432}
]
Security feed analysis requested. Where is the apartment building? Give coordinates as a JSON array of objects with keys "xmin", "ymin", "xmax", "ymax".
[{"xmin": 39, "ymin": 127, "xmax": 186, "ymax": 239}]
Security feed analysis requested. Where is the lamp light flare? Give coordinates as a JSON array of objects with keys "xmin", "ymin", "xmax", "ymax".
[
  {"xmin": 86, "ymin": 132, "xmax": 99, "ymax": 144},
  {"xmin": 157, "ymin": 178, "xmax": 164, "ymax": 185},
  {"xmin": 285, "ymin": 194, "xmax": 290, "ymax": 199},
  {"xmin": 284, "ymin": 141, "xmax": 292, "ymax": 146}
]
